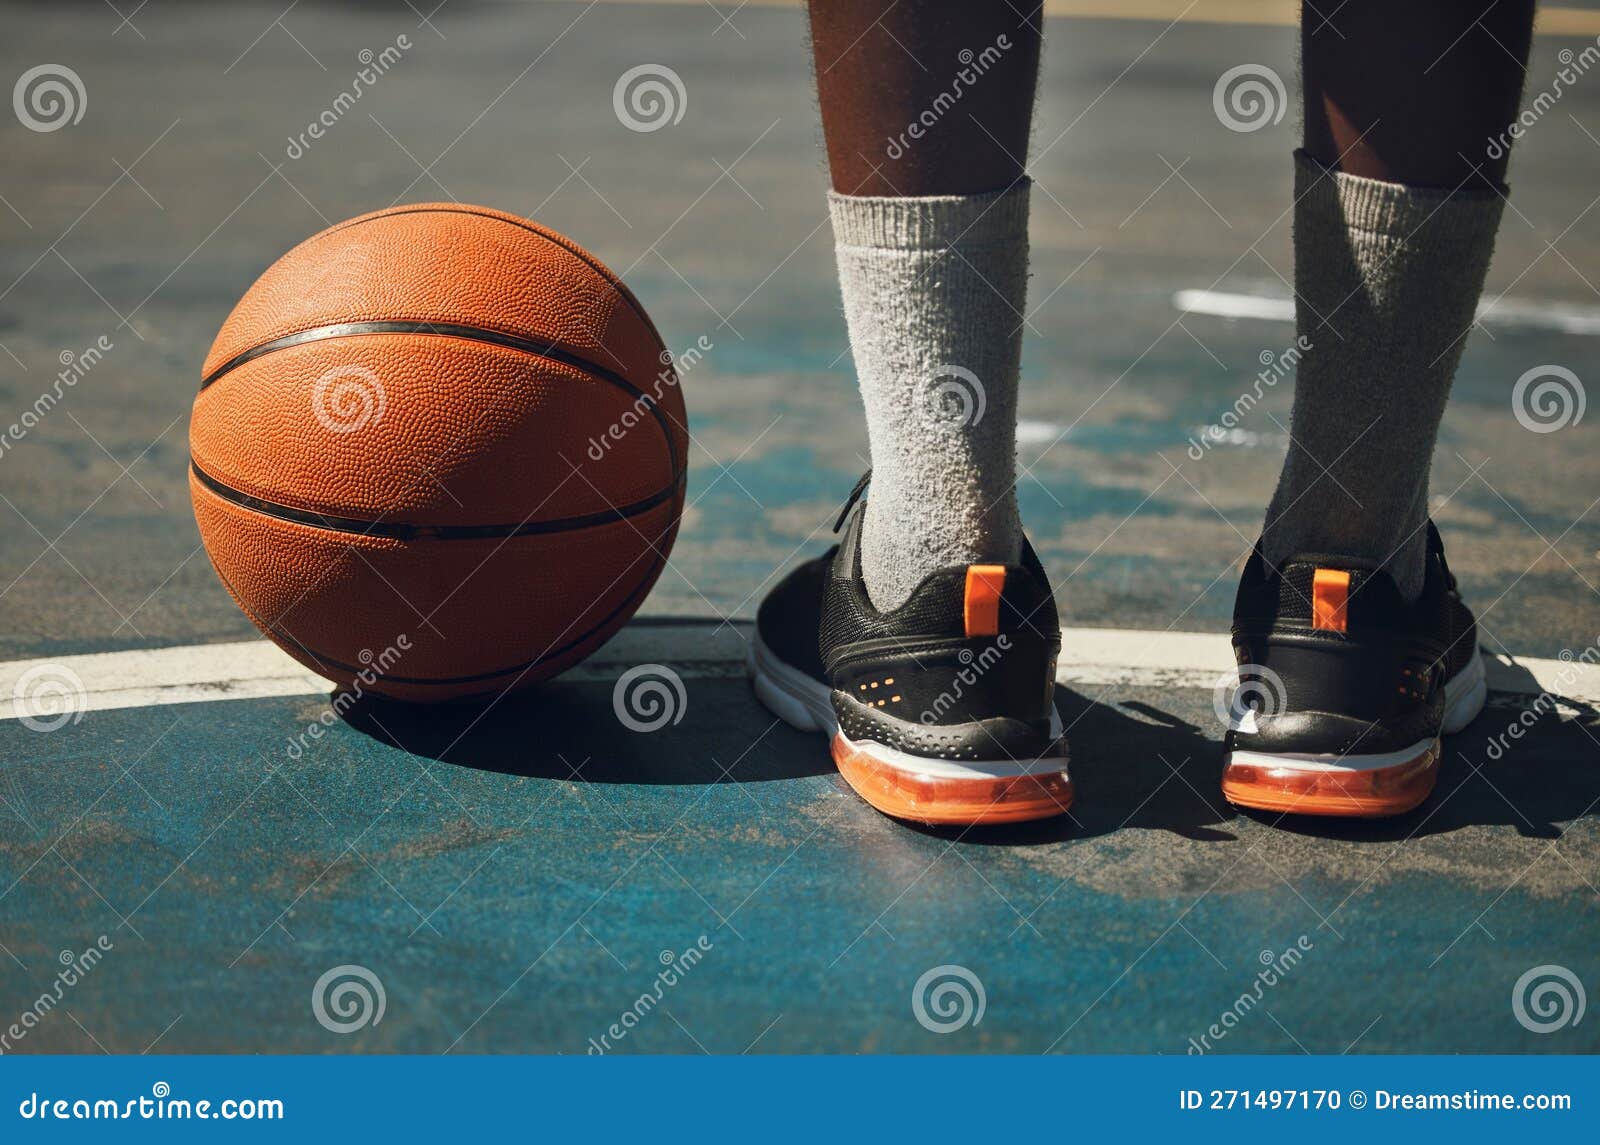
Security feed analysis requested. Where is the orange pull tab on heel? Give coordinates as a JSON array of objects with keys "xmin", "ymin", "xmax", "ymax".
[
  {"xmin": 964, "ymin": 565, "xmax": 1006, "ymax": 637},
  {"xmin": 1312, "ymin": 568, "xmax": 1350, "ymax": 632}
]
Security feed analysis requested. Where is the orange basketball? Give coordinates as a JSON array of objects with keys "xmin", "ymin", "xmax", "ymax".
[{"xmin": 189, "ymin": 204, "xmax": 686, "ymax": 703}]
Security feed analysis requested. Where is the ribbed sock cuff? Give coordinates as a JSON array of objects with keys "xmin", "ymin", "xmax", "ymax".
[
  {"xmin": 1293, "ymin": 150, "xmax": 1505, "ymax": 245},
  {"xmin": 827, "ymin": 179, "xmax": 1031, "ymax": 251}
]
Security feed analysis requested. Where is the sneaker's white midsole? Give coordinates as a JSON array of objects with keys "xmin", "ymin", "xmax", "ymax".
[
  {"xmin": 838, "ymin": 736, "xmax": 1071, "ymax": 780},
  {"xmin": 747, "ymin": 629, "xmax": 837, "ymax": 735},
  {"xmin": 1441, "ymin": 644, "xmax": 1487, "ymax": 734},
  {"xmin": 1226, "ymin": 737, "xmax": 1439, "ymax": 774},
  {"xmin": 747, "ymin": 630, "xmax": 1068, "ymax": 781}
]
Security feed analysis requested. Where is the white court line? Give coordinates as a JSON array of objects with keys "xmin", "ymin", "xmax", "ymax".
[
  {"xmin": 1, "ymin": 625, "xmax": 1595, "ymax": 722},
  {"xmin": 1175, "ymin": 288, "xmax": 1600, "ymax": 336}
]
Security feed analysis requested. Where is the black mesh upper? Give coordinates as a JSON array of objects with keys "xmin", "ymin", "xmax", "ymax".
[
  {"xmin": 1233, "ymin": 522, "xmax": 1472, "ymax": 660},
  {"xmin": 754, "ymin": 547, "xmax": 833, "ymax": 681},
  {"xmin": 1228, "ymin": 520, "xmax": 1478, "ymax": 736},
  {"xmin": 819, "ymin": 510, "xmax": 1060, "ymax": 665},
  {"xmin": 810, "ymin": 494, "xmax": 1063, "ymax": 757}
]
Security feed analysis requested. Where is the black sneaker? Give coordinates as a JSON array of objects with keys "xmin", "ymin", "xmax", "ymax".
[
  {"xmin": 748, "ymin": 476, "xmax": 1071, "ymax": 825},
  {"xmin": 1221, "ymin": 522, "xmax": 1486, "ymax": 817}
]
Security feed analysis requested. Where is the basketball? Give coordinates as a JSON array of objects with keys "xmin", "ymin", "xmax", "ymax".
[{"xmin": 188, "ymin": 204, "xmax": 687, "ymax": 703}]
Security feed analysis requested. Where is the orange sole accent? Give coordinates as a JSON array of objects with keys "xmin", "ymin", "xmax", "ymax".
[
  {"xmin": 831, "ymin": 734, "xmax": 1073, "ymax": 826},
  {"xmin": 1221, "ymin": 742, "xmax": 1439, "ymax": 818}
]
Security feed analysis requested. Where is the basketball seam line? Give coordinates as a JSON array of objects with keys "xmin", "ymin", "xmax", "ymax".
[
  {"xmin": 196, "ymin": 319, "xmax": 683, "ymax": 482},
  {"xmin": 190, "ymin": 459, "xmax": 681, "ymax": 540},
  {"xmin": 323, "ymin": 204, "xmax": 662, "ymax": 339},
  {"xmin": 205, "ymin": 536, "xmax": 669, "ymax": 687}
]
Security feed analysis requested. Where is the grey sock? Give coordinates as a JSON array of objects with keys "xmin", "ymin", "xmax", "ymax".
[
  {"xmin": 828, "ymin": 182, "xmax": 1030, "ymax": 611},
  {"xmin": 1262, "ymin": 151, "xmax": 1506, "ymax": 600}
]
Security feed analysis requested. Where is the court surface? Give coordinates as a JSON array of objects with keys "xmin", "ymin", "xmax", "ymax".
[{"xmin": 2, "ymin": 0, "xmax": 1598, "ymax": 1053}]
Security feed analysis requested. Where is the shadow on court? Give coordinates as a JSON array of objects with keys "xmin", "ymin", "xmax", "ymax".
[
  {"xmin": 1258, "ymin": 699, "xmax": 1600, "ymax": 844},
  {"xmin": 338, "ymin": 663, "xmax": 1600, "ymax": 850},
  {"xmin": 339, "ymin": 674, "xmax": 838, "ymax": 785}
]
